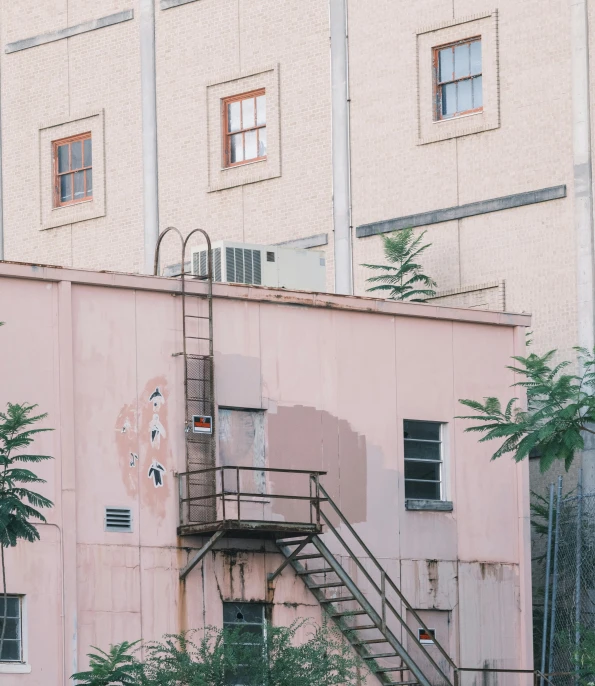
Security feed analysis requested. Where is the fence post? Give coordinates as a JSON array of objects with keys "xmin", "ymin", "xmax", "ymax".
[
  {"xmin": 575, "ymin": 468, "xmax": 583, "ymax": 684},
  {"xmin": 540, "ymin": 483, "xmax": 555, "ymax": 686},
  {"xmin": 548, "ymin": 475, "xmax": 563, "ymax": 675}
]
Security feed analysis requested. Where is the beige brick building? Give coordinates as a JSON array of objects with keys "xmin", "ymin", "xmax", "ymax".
[{"xmin": 0, "ymin": 0, "xmax": 592, "ymax": 491}]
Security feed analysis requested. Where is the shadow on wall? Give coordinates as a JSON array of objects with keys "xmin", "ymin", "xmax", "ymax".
[{"xmin": 267, "ymin": 405, "xmax": 368, "ymax": 526}]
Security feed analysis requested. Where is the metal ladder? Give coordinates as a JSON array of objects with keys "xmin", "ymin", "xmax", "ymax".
[
  {"xmin": 268, "ymin": 480, "xmax": 457, "ymax": 686},
  {"xmin": 154, "ymin": 227, "xmax": 217, "ymax": 524}
]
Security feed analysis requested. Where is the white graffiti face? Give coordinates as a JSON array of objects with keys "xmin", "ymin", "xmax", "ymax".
[
  {"xmin": 149, "ymin": 414, "xmax": 166, "ymax": 448},
  {"xmin": 148, "ymin": 460, "xmax": 165, "ymax": 488}
]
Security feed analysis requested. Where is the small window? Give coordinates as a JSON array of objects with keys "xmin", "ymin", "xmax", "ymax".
[
  {"xmin": 404, "ymin": 420, "xmax": 443, "ymax": 501},
  {"xmin": 0, "ymin": 596, "xmax": 23, "ymax": 662},
  {"xmin": 223, "ymin": 602, "xmax": 265, "ymax": 684},
  {"xmin": 418, "ymin": 628, "xmax": 436, "ymax": 645},
  {"xmin": 223, "ymin": 90, "xmax": 267, "ymax": 168},
  {"xmin": 434, "ymin": 38, "xmax": 482, "ymax": 120},
  {"xmin": 53, "ymin": 133, "xmax": 93, "ymax": 207}
]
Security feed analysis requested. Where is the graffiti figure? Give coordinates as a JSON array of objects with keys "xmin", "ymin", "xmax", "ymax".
[
  {"xmin": 149, "ymin": 387, "xmax": 165, "ymax": 411},
  {"xmin": 129, "ymin": 452, "xmax": 138, "ymax": 468},
  {"xmin": 148, "ymin": 460, "xmax": 166, "ymax": 488},
  {"xmin": 149, "ymin": 413, "xmax": 166, "ymax": 448}
]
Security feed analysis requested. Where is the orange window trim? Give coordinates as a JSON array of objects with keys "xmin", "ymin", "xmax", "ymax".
[
  {"xmin": 433, "ymin": 37, "xmax": 483, "ymax": 121},
  {"xmin": 53, "ymin": 132, "xmax": 93, "ymax": 208},
  {"xmin": 222, "ymin": 89, "xmax": 266, "ymax": 169}
]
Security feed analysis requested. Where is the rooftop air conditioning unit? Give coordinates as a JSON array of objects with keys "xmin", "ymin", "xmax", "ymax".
[{"xmin": 191, "ymin": 241, "xmax": 326, "ymax": 292}]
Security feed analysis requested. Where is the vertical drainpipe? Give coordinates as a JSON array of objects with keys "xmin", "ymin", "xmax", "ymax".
[
  {"xmin": 571, "ymin": 0, "xmax": 595, "ymax": 492},
  {"xmin": 140, "ymin": 0, "xmax": 159, "ymax": 273},
  {"xmin": 329, "ymin": 0, "xmax": 353, "ymax": 295}
]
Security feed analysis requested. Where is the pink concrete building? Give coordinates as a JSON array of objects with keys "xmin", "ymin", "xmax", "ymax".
[{"xmin": 0, "ymin": 258, "xmax": 531, "ymax": 685}]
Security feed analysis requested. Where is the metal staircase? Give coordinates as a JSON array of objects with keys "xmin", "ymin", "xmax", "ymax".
[{"xmin": 268, "ymin": 480, "xmax": 457, "ymax": 686}]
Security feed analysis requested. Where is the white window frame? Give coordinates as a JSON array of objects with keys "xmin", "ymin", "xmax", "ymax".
[
  {"xmin": 404, "ymin": 420, "xmax": 445, "ymax": 501},
  {"xmin": 0, "ymin": 595, "xmax": 30, "ymax": 674}
]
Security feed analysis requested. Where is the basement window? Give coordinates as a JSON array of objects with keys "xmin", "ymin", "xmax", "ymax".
[
  {"xmin": 404, "ymin": 420, "xmax": 443, "ymax": 500},
  {"xmin": 223, "ymin": 602, "xmax": 265, "ymax": 684}
]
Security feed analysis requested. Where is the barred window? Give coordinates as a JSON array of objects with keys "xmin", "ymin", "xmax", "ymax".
[
  {"xmin": 434, "ymin": 38, "xmax": 482, "ymax": 120},
  {"xmin": 53, "ymin": 133, "xmax": 93, "ymax": 207},
  {"xmin": 0, "ymin": 596, "xmax": 23, "ymax": 662},
  {"xmin": 404, "ymin": 420, "xmax": 443, "ymax": 500}
]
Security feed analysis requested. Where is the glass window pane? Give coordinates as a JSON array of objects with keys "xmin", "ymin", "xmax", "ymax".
[
  {"xmin": 60, "ymin": 174, "xmax": 72, "ymax": 203},
  {"xmin": 258, "ymin": 127, "xmax": 267, "ymax": 157},
  {"xmin": 0, "ymin": 640, "xmax": 20, "ymax": 661},
  {"xmin": 0, "ymin": 598, "xmax": 19, "ymax": 618},
  {"xmin": 404, "ymin": 421, "xmax": 440, "ymax": 441},
  {"xmin": 454, "ymin": 43, "xmax": 470, "ymax": 79},
  {"xmin": 71, "ymin": 140, "xmax": 82, "ymax": 170},
  {"xmin": 86, "ymin": 168, "xmax": 93, "ymax": 197},
  {"xmin": 245, "ymin": 130, "xmax": 257, "ymax": 160},
  {"xmin": 473, "ymin": 76, "xmax": 483, "ymax": 108},
  {"xmin": 405, "ymin": 461, "xmax": 440, "ymax": 482},
  {"xmin": 74, "ymin": 170, "xmax": 85, "ymax": 199},
  {"xmin": 0, "ymin": 618, "xmax": 19, "ymax": 641},
  {"xmin": 458, "ymin": 78, "xmax": 473, "ymax": 112},
  {"xmin": 441, "ymin": 83, "xmax": 456, "ymax": 117},
  {"xmin": 242, "ymin": 97, "xmax": 255, "ymax": 129},
  {"xmin": 230, "ymin": 133, "xmax": 244, "ymax": 163},
  {"xmin": 256, "ymin": 95, "xmax": 266, "ymax": 126},
  {"xmin": 405, "ymin": 479, "xmax": 441, "ymax": 500},
  {"xmin": 438, "ymin": 48, "xmax": 453, "ymax": 82},
  {"xmin": 470, "ymin": 40, "xmax": 482, "ymax": 75},
  {"xmin": 84, "ymin": 137, "xmax": 92, "ymax": 167},
  {"xmin": 228, "ymin": 101, "xmax": 241, "ymax": 133},
  {"xmin": 404, "ymin": 441, "xmax": 441, "ymax": 461},
  {"xmin": 224, "ymin": 602, "xmax": 264, "ymax": 625},
  {"xmin": 58, "ymin": 145, "xmax": 69, "ymax": 173}
]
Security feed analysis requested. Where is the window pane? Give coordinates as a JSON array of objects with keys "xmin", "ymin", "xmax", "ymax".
[
  {"xmin": 0, "ymin": 598, "xmax": 19, "ymax": 618},
  {"xmin": 258, "ymin": 127, "xmax": 267, "ymax": 157},
  {"xmin": 71, "ymin": 140, "xmax": 83, "ymax": 170},
  {"xmin": 405, "ymin": 479, "xmax": 441, "ymax": 500},
  {"xmin": 256, "ymin": 95, "xmax": 266, "ymax": 126},
  {"xmin": 86, "ymin": 168, "xmax": 93, "ymax": 197},
  {"xmin": 228, "ymin": 101, "xmax": 241, "ymax": 133},
  {"xmin": 242, "ymin": 97, "xmax": 255, "ymax": 129},
  {"xmin": 58, "ymin": 145, "xmax": 69, "ymax": 173},
  {"xmin": 470, "ymin": 40, "xmax": 482, "ymax": 76},
  {"xmin": 404, "ymin": 441, "xmax": 441, "ymax": 461},
  {"xmin": 60, "ymin": 174, "xmax": 72, "ymax": 203},
  {"xmin": 0, "ymin": 640, "xmax": 20, "ymax": 662},
  {"xmin": 454, "ymin": 43, "xmax": 470, "ymax": 79},
  {"xmin": 84, "ymin": 137, "xmax": 92, "ymax": 166},
  {"xmin": 245, "ymin": 130, "xmax": 257, "ymax": 160},
  {"xmin": 74, "ymin": 170, "xmax": 85, "ymax": 200},
  {"xmin": 458, "ymin": 78, "xmax": 473, "ymax": 112},
  {"xmin": 441, "ymin": 83, "xmax": 456, "ymax": 117},
  {"xmin": 438, "ymin": 48, "xmax": 453, "ymax": 82},
  {"xmin": 404, "ymin": 421, "xmax": 440, "ymax": 441},
  {"xmin": 0, "ymin": 618, "xmax": 19, "ymax": 641},
  {"xmin": 224, "ymin": 602, "xmax": 264, "ymax": 625},
  {"xmin": 405, "ymin": 461, "xmax": 440, "ymax": 482},
  {"xmin": 473, "ymin": 76, "xmax": 483, "ymax": 108},
  {"xmin": 230, "ymin": 133, "xmax": 244, "ymax": 163}
]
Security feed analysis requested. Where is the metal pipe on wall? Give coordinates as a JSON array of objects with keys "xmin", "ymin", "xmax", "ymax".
[
  {"xmin": 540, "ymin": 483, "xmax": 555, "ymax": 686},
  {"xmin": 548, "ymin": 475, "xmax": 563, "ymax": 674},
  {"xmin": 140, "ymin": 0, "xmax": 160, "ymax": 274}
]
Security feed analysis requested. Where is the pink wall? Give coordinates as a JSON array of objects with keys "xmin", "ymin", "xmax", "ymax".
[{"xmin": 0, "ymin": 262, "xmax": 532, "ymax": 684}]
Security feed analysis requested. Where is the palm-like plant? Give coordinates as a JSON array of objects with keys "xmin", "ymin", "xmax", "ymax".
[
  {"xmin": 71, "ymin": 642, "xmax": 141, "ymax": 685},
  {"xmin": 363, "ymin": 228, "xmax": 437, "ymax": 302},
  {"xmin": 458, "ymin": 347, "xmax": 595, "ymax": 472},
  {"xmin": 0, "ymin": 402, "xmax": 53, "ymax": 659}
]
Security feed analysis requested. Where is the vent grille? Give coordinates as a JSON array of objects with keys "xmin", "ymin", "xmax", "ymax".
[
  {"xmin": 267, "ymin": 251, "xmax": 275, "ymax": 262},
  {"xmin": 105, "ymin": 507, "xmax": 133, "ymax": 533},
  {"xmin": 225, "ymin": 248, "xmax": 262, "ymax": 285},
  {"xmin": 192, "ymin": 248, "xmax": 222, "ymax": 282}
]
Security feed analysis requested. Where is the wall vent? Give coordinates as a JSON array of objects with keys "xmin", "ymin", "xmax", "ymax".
[
  {"xmin": 105, "ymin": 507, "xmax": 133, "ymax": 533},
  {"xmin": 192, "ymin": 247, "xmax": 222, "ymax": 282},
  {"xmin": 225, "ymin": 247, "xmax": 262, "ymax": 285}
]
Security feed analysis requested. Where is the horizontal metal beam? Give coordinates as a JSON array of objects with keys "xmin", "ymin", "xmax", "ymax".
[
  {"xmin": 356, "ymin": 185, "xmax": 567, "ymax": 238},
  {"xmin": 275, "ymin": 233, "xmax": 329, "ymax": 250},
  {"xmin": 179, "ymin": 529, "xmax": 225, "ymax": 580}
]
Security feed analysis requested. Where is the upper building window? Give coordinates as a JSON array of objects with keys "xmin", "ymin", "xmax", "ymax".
[
  {"xmin": 434, "ymin": 38, "xmax": 482, "ymax": 120},
  {"xmin": 53, "ymin": 133, "xmax": 92, "ymax": 207},
  {"xmin": 0, "ymin": 596, "xmax": 23, "ymax": 662},
  {"xmin": 223, "ymin": 90, "xmax": 267, "ymax": 168},
  {"xmin": 404, "ymin": 420, "xmax": 444, "ymax": 500}
]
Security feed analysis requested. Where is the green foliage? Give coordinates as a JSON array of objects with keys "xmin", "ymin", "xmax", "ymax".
[
  {"xmin": 71, "ymin": 642, "xmax": 141, "ymax": 686},
  {"xmin": 72, "ymin": 622, "xmax": 365, "ymax": 686},
  {"xmin": 363, "ymin": 228, "xmax": 437, "ymax": 302},
  {"xmin": 458, "ymin": 347, "xmax": 595, "ymax": 472}
]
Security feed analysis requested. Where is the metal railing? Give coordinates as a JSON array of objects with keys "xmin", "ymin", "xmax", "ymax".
[{"xmin": 178, "ymin": 466, "xmax": 327, "ymax": 529}]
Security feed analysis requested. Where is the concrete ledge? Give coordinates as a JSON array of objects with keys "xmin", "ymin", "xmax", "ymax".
[
  {"xmin": 5, "ymin": 10, "xmax": 134, "ymax": 54},
  {"xmin": 405, "ymin": 499, "xmax": 454, "ymax": 512},
  {"xmin": 356, "ymin": 185, "xmax": 567, "ymax": 238},
  {"xmin": 161, "ymin": 0, "xmax": 199, "ymax": 8},
  {"xmin": 275, "ymin": 233, "xmax": 329, "ymax": 250}
]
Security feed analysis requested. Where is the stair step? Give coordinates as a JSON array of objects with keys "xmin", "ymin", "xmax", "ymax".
[
  {"xmin": 297, "ymin": 568, "xmax": 334, "ymax": 575},
  {"xmin": 308, "ymin": 581, "xmax": 346, "ymax": 589},
  {"xmin": 277, "ymin": 537, "xmax": 309, "ymax": 545},
  {"xmin": 294, "ymin": 553, "xmax": 322, "ymax": 561},
  {"xmin": 349, "ymin": 624, "xmax": 378, "ymax": 631},
  {"xmin": 384, "ymin": 682, "xmax": 419, "ymax": 686},
  {"xmin": 352, "ymin": 638, "xmax": 389, "ymax": 645},
  {"xmin": 319, "ymin": 595, "xmax": 356, "ymax": 603},
  {"xmin": 333, "ymin": 609, "xmax": 368, "ymax": 617},
  {"xmin": 375, "ymin": 667, "xmax": 406, "ymax": 673},
  {"xmin": 363, "ymin": 653, "xmax": 399, "ymax": 660}
]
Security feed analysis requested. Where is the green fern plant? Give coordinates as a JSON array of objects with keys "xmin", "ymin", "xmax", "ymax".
[
  {"xmin": 71, "ymin": 641, "xmax": 141, "ymax": 685},
  {"xmin": 363, "ymin": 228, "xmax": 437, "ymax": 302},
  {"xmin": 458, "ymin": 347, "xmax": 595, "ymax": 472}
]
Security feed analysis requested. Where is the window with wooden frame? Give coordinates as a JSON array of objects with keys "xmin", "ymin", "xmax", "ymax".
[
  {"xmin": 223, "ymin": 90, "xmax": 266, "ymax": 168},
  {"xmin": 404, "ymin": 420, "xmax": 444, "ymax": 501},
  {"xmin": 53, "ymin": 133, "xmax": 92, "ymax": 207},
  {"xmin": 434, "ymin": 38, "xmax": 482, "ymax": 120}
]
